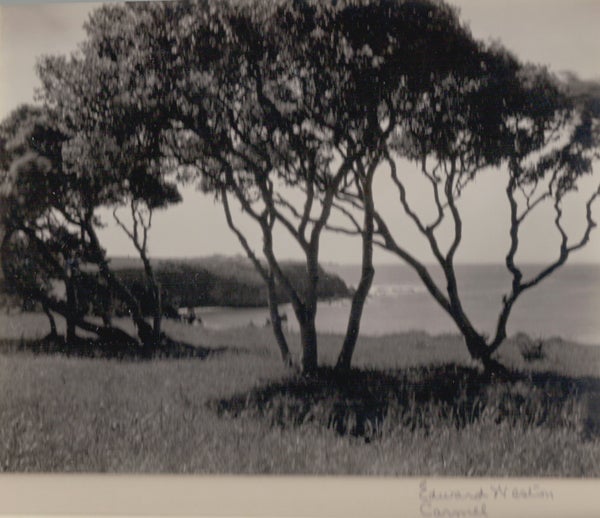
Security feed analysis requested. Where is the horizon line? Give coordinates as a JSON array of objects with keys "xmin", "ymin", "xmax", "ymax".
[{"xmin": 107, "ymin": 254, "xmax": 600, "ymax": 267}]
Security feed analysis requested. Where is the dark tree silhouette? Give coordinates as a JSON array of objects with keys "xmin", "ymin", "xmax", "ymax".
[
  {"xmin": 0, "ymin": 105, "xmax": 123, "ymax": 343},
  {"xmin": 10, "ymin": 0, "xmax": 596, "ymax": 377},
  {"xmin": 54, "ymin": 0, "xmax": 518, "ymax": 374},
  {"xmin": 161, "ymin": 0, "xmax": 488, "ymax": 374},
  {"xmin": 0, "ymin": 102, "xmax": 178, "ymax": 351},
  {"xmin": 36, "ymin": 15, "xmax": 184, "ymax": 351},
  {"xmin": 367, "ymin": 58, "xmax": 600, "ymax": 374}
]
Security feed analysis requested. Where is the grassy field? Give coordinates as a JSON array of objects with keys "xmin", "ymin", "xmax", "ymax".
[{"xmin": 0, "ymin": 311, "xmax": 599, "ymax": 475}]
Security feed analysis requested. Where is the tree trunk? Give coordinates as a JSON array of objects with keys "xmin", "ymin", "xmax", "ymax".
[
  {"xmin": 101, "ymin": 286, "xmax": 113, "ymax": 327},
  {"xmin": 299, "ymin": 312, "xmax": 318, "ymax": 375},
  {"xmin": 464, "ymin": 331, "xmax": 509, "ymax": 378},
  {"xmin": 481, "ymin": 355, "xmax": 511, "ymax": 378},
  {"xmin": 152, "ymin": 282, "xmax": 162, "ymax": 348},
  {"xmin": 336, "ymin": 173, "xmax": 375, "ymax": 371},
  {"xmin": 336, "ymin": 265, "xmax": 374, "ymax": 371},
  {"xmin": 84, "ymin": 220, "xmax": 154, "ymax": 347},
  {"xmin": 106, "ymin": 272, "xmax": 154, "ymax": 347},
  {"xmin": 266, "ymin": 274, "xmax": 292, "ymax": 367},
  {"xmin": 463, "ymin": 330, "xmax": 488, "ymax": 360},
  {"xmin": 139, "ymin": 253, "xmax": 162, "ymax": 353},
  {"xmin": 65, "ymin": 278, "xmax": 78, "ymax": 344},
  {"xmin": 42, "ymin": 303, "xmax": 57, "ymax": 338},
  {"xmin": 298, "ymin": 246, "xmax": 320, "ymax": 376}
]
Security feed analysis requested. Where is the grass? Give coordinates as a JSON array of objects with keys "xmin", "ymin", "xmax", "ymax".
[{"xmin": 0, "ymin": 311, "xmax": 599, "ymax": 475}]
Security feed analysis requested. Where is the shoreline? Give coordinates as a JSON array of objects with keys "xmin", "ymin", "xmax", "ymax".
[{"xmin": 1, "ymin": 310, "xmax": 599, "ymax": 350}]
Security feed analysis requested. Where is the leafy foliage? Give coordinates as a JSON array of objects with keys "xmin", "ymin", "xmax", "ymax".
[{"xmin": 3, "ymin": 0, "xmax": 599, "ymax": 373}]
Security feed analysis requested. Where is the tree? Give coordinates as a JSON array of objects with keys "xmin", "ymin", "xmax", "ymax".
[
  {"xmin": 367, "ymin": 49, "xmax": 600, "ymax": 374},
  {"xmin": 41, "ymin": 0, "xmax": 588, "ymax": 375},
  {"xmin": 161, "ymin": 0, "xmax": 489, "ymax": 374},
  {"xmin": 0, "ymin": 105, "xmax": 130, "ymax": 344},
  {"xmin": 36, "ymin": 8, "xmax": 183, "ymax": 351},
  {"xmin": 0, "ymin": 100, "xmax": 181, "ymax": 352}
]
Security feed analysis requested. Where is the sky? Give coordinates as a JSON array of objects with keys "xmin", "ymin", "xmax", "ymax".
[{"xmin": 1, "ymin": 0, "xmax": 599, "ymax": 264}]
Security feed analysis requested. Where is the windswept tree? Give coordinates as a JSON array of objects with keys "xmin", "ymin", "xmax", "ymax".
[
  {"xmin": 63, "ymin": 0, "xmax": 502, "ymax": 374},
  {"xmin": 0, "ymin": 98, "xmax": 178, "ymax": 353},
  {"xmin": 364, "ymin": 50, "xmax": 600, "ymax": 374},
  {"xmin": 1, "ymin": 105, "xmax": 78, "ymax": 341},
  {"xmin": 32, "ymin": 0, "xmax": 596, "ymax": 375},
  {"xmin": 164, "ymin": 0, "xmax": 489, "ymax": 374},
  {"xmin": 0, "ymin": 105, "xmax": 132, "ymax": 344},
  {"xmin": 36, "ymin": 9, "xmax": 183, "ymax": 351}
]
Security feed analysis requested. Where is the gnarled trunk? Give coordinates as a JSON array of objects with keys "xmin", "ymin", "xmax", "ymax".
[{"xmin": 464, "ymin": 331, "xmax": 509, "ymax": 377}]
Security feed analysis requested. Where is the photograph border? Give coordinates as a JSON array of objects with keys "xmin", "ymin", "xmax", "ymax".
[{"xmin": 1, "ymin": 0, "xmax": 600, "ymax": 516}]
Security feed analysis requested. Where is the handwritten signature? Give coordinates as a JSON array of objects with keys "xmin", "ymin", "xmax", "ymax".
[{"xmin": 418, "ymin": 480, "xmax": 553, "ymax": 517}]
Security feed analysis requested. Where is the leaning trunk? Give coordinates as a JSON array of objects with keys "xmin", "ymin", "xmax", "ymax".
[
  {"xmin": 463, "ymin": 329, "xmax": 488, "ymax": 360},
  {"xmin": 266, "ymin": 273, "xmax": 292, "ymax": 367},
  {"xmin": 140, "ymin": 255, "xmax": 162, "ymax": 351},
  {"xmin": 105, "ymin": 270, "xmax": 153, "ymax": 348},
  {"xmin": 336, "ymin": 175, "xmax": 375, "ymax": 371},
  {"xmin": 463, "ymin": 330, "xmax": 509, "ymax": 377},
  {"xmin": 84, "ymin": 220, "xmax": 154, "ymax": 348},
  {"xmin": 42, "ymin": 303, "xmax": 57, "ymax": 338},
  {"xmin": 335, "ymin": 264, "xmax": 374, "ymax": 370}
]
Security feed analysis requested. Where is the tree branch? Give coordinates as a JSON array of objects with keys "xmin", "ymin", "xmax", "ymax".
[
  {"xmin": 444, "ymin": 158, "xmax": 463, "ymax": 265},
  {"xmin": 490, "ymin": 182, "xmax": 600, "ymax": 353},
  {"xmin": 221, "ymin": 187, "xmax": 269, "ymax": 282},
  {"xmin": 373, "ymin": 209, "xmax": 453, "ymax": 315}
]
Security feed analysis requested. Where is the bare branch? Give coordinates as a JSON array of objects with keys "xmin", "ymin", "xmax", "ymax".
[
  {"xmin": 130, "ymin": 200, "xmax": 141, "ymax": 253},
  {"xmin": 257, "ymin": 176, "xmax": 307, "ymax": 249},
  {"xmin": 444, "ymin": 158, "xmax": 463, "ymax": 265},
  {"xmin": 299, "ymin": 163, "xmax": 316, "ymax": 240},
  {"xmin": 113, "ymin": 207, "xmax": 140, "ymax": 254},
  {"xmin": 386, "ymin": 151, "xmax": 428, "ymax": 235},
  {"xmin": 222, "ymin": 166, "xmax": 265, "ymax": 226},
  {"xmin": 517, "ymin": 191, "xmax": 551, "ymax": 223},
  {"xmin": 373, "ymin": 209, "xmax": 453, "ymax": 315},
  {"xmin": 142, "ymin": 207, "xmax": 153, "ymax": 253},
  {"xmin": 504, "ymin": 174, "xmax": 524, "ymax": 289},
  {"xmin": 331, "ymin": 200, "xmax": 362, "ymax": 233},
  {"xmin": 490, "ymin": 182, "xmax": 600, "ymax": 354},
  {"xmin": 221, "ymin": 186, "xmax": 269, "ymax": 281},
  {"xmin": 308, "ymin": 153, "xmax": 356, "ymax": 247},
  {"xmin": 324, "ymin": 223, "xmax": 362, "ymax": 236},
  {"xmin": 336, "ymin": 190, "xmax": 364, "ymax": 211},
  {"xmin": 423, "ymin": 160, "xmax": 445, "ymax": 232},
  {"xmin": 273, "ymin": 193, "xmax": 304, "ymax": 220}
]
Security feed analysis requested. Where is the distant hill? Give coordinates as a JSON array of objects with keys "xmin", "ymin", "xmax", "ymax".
[{"xmin": 111, "ymin": 255, "xmax": 352, "ymax": 311}]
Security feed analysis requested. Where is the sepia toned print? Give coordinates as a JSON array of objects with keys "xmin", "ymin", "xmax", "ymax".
[{"xmin": 0, "ymin": 0, "xmax": 599, "ymax": 481}]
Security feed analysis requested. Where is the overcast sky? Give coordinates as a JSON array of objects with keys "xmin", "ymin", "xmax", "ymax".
[{"xmin": 1, "ymin": 0, "xmax": 599, "ymax": 264}]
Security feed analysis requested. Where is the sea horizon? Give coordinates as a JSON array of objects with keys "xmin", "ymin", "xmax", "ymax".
[{"xmin": 174, "ymin": 261, "xmax": 600, "ymax": 347}]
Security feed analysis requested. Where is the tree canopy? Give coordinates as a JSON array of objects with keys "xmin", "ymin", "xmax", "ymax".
[{"xmin": 1, "ymin": 0, "xmax": 598, "ymax": 374}]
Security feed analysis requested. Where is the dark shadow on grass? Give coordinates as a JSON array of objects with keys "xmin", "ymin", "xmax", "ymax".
[
  {"xmin": 211, "ymin": 364, "xmax": 600, "ymax": 442},
  {"xmin": 0, "ymin": 334, "xmax": 236, "ymax": 361}
]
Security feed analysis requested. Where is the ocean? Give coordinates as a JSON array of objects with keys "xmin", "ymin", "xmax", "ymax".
[{"xmin": 195, "ymin": 263, "xmax": 600, "ymax": 346}]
